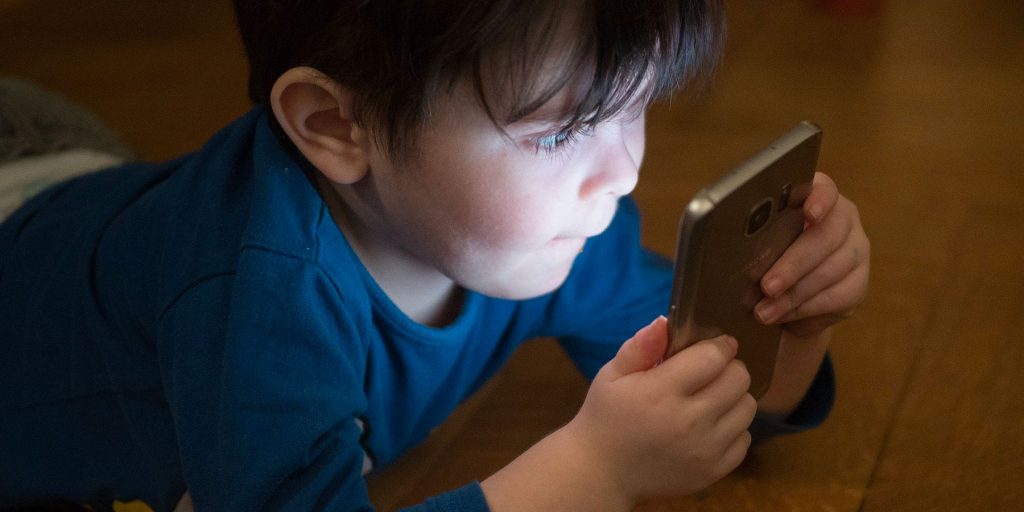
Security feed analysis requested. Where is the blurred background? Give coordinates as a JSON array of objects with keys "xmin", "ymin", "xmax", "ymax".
[{"xmin": 2, "ymin": 1, "xmax": 1022, "ymax": 510}]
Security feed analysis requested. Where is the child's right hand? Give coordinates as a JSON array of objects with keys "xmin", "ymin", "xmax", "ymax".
[{"xmin": 567, "ymin": 316, "xmax": 756, "ymax": 503}]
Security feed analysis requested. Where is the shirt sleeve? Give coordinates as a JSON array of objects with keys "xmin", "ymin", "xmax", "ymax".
[
  {"xmin": 157, "ymin": 251, "xmax": 491, "ymax": 511},
  {"xmin": 399, "ymin": 483, "xmax": 489, "ymax": 512}
]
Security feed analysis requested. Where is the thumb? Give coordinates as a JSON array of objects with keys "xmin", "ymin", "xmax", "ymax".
[{"xmin": 605, "ymin": 316, "xmax": 669, "ymax": 378}]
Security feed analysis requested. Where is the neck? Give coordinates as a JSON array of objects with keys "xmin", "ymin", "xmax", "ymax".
[{"xmin": 310, "ymin": 171, "xmax": 463, "ymax": 327}]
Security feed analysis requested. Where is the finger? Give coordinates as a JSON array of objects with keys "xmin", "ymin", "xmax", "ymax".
[
  {"xmin": 715, "ymin": 392, "xmax": 757, "ymax": 435},
  {"xmin": 777, "ymin": 262, "xmax": 870, "ymax": 324},
  {"xmin": 659, "ymin": 335, "xmax": 738, "ymax": 395},
  {"xmin": 755, "ymin": 231, "xmax": 866, "ymax": 324},
  {"xmin": 761, "ymin": 198, "xmax": 853, "ymax": 298},
  {"xmin": 604, "ymin": 316, "xmax": 669, "ymax": 379},
  {"xmin": 715, "ymin": 430, "xmax": 753, "ymax": 479},
  {"xmin": 804, "ymin": 172, "xmax": 840, "ymax": 224},
  {"xmin": 692, "ymin": 359, "xmax": 751, "ymax": 419}
]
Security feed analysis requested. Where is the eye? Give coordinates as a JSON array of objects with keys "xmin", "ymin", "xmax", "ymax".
[{"xmin": 532, "ymin": 124, "xmax": 594, "ymax": 155}]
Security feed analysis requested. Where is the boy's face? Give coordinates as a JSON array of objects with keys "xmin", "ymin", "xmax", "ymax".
[{"xmin": 347, "ymin": 77, "xmax": 646, "ymax": 300}]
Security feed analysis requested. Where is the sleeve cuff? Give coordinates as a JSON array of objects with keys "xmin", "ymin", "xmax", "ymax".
[
  {"xmin": 750, "ymin": 352, "xmax": 835, "ymax": 444},
  {"xmin": 402, "ymin": 482, "xmax": 490, "ymax": 512}
]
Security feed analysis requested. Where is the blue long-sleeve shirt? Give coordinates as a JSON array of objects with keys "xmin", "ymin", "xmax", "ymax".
[{"xmin": 0, "ymin": 109, "xmax": 833, "ymax": 511}]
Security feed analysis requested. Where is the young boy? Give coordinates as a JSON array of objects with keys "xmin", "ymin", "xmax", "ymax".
[{"xmin": 0, "ymin": 1, "xmax": 869, "ymax": 511}]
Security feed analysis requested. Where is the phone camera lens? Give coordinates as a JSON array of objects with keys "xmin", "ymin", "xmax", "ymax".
[
  {"xmin": 778, "ymin": 184, "xmax": 792, "ymax": 211},
  {"xmin": 747, "ymin": 199, "xmax": 773, "ymax": 236}
]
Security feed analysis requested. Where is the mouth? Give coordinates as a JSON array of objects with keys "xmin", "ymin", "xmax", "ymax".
[
  {"xmin": 548, "ymin": 203, "xmax": 618, "ymax": 254},
  {"xmin": 563, "ymin": 204, "xmax": 618, "ymax": 240}
]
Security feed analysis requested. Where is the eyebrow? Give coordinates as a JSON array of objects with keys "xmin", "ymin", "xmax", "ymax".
[
  {"xmin": 507, "ymin": 113, "xmax": 565, "ymax": 129},
  {"xmin": 497, "ymin": 63, "xmax": 654, "ymax": 133},
  {"xmin": 507, "ymin": 91, "xmax": 648, "ymax": 131},
  {"xmin": 505, "ymin": 97, "xmax": 574, "ymax": 126}
]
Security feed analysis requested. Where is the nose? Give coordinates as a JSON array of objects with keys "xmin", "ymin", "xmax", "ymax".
[{"xmin": 579, "ymin": 124, "xmax": 641, "ymax": 200}]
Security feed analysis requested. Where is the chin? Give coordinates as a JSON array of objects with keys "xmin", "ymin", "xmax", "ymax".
[
  {"xmin": 453, "ymin": 244, "xmax": 582, "ymax": 300},
  {"xmin": 474, "ymin": 266, "xmax": 574, "ymax": 300}
]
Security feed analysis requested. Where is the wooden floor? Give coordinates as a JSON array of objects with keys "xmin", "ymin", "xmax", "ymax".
[{"xmin": 3, "ymin": 1, "xmax": 1022, "ymax": 510}]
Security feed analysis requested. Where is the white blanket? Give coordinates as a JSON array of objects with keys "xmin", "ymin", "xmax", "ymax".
[{"xmin": 0, "ymin": 149, "xmax": 123, "ymax": 221}]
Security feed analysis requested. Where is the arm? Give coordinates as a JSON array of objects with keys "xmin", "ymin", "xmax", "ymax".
[
  {"xmin": 157, "ymin": 272, "xmax": 375, "ymax": 511},
  {"xmin": 757, "ymin": 328, "xmax": 831, "ymax": 420},
  {"xmin": 483, "ymin": 176, "xmax": 869, "ymax": 509},
  {"xmin": 158, "ymin": 258, "xmax": 491, "ymax": 512}
]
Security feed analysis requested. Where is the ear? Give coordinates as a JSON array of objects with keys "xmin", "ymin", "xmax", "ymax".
[{"xmin": 270, "ymin": 66, "xmax": 370, "ymax": 184}]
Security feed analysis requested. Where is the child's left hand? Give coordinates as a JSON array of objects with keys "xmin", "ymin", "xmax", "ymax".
[{"xmin": 754, "ymin": 172, "xmax": 870, "ymax": 338}]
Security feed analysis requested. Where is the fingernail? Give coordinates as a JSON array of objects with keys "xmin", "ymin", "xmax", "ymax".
[
  {"xmin": 808, "ymin": 205, "xmax": 823, "ymax": 222},
  {"xmin": 755, "ymin": 302, "xmax": 777, "ymax": 324},
  {"xmin": 764, "ymin": 277, "xmax": 783, "ymax": 297},
  {"xmin": 726, "ymin": 336, "xmax": 739, "ymax": 351}
]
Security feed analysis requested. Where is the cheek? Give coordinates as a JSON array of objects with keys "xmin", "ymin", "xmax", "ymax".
[
  {"xmin": 402, "ymin": 126, "xmax": 578, "ymax": 270},
  {"xmin": 473, "ymin": 197, "xmax": 556, "ymax": 246},
  {"xmin": 450, "ymin": 162, "xmax": 568, "ymax": 251},
  {"xmin": 412, "ymin": 159, "xmax": 582, "ymax": 298}
]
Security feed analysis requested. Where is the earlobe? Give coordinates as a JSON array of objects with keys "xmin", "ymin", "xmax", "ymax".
[{"xmin": 270, "ymin": 66, "xmax": 370, "ymax": 184}]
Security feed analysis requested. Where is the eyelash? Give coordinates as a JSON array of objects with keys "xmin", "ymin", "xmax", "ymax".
[{"xmin": 532, "ymin": 125, "xmax": 594, "ymax": 155}]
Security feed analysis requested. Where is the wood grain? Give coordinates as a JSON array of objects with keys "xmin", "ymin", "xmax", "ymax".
[
  {"xmin": 2, "ymin": 1, "xmax": 1022, "ymax": 510},
  {"xmin": 860, "ymin": 203, "xmax": 1024, "ymax": 511}
]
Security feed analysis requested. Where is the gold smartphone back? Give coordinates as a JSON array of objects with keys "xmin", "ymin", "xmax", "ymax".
[{"xmin": 667, "ymin": 122, "xmax": 821, "ymax": 398}]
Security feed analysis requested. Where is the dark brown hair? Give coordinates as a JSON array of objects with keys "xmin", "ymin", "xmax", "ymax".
[{"xmin": 234, "ymin": 0, "xmax": 725, "ymax": 157}]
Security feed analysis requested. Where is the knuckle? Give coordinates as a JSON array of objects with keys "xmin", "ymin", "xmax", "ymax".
[
  {"xmin": 689, "ymin": 340, "xmax": 717, "ymax": 361},
  {"xmin": 773, "ymin": 264, "xmax": 797, "ymax": 288},
  {"xmin": 847, "ymin": 199, "xmax": 861, "ymax": 218},
  {"xmin": 732, "ymin": 360, "xmax": 752, "ymax": 389},
  {"xmin": 790, "ymin": 300, "xmax": 809, "ymax": 321},
  {"xmin": 742, "ymin": 394, "xmax": 758, "ymax": 418},
  {"xmin": 855, "ymin": 281, "xmax": 870, "ymax": 307},
  {"xmin": 792, "ymin": 246, "xmax": 817, "ymax": 270},
  {"xmin": 674, "ymin": 414, "xmax": 698, "ymax": 438},
  {"xmin": 783, "ymin": 287, "xmax": 800, "ymax": 312},
  {"xmin": 705, "ymin": 336, "xmax": 734, "ymax": 361},
  {"xmin": 739, "ymin": 432, "xmax": 754, "ymax": 458},
  {"xmin": 837, "ymin": 211, "xmax": 855, "ymax": 243},
  {"xmin": 723, "ymin": 434, "xmax": 752, "ymax": 475},
  {"xmin": 819, "ymin": 288, "xmax": 842, "ymax": 313}
]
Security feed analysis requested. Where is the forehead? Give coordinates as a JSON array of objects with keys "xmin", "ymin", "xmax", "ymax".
[
  {"xmin": 474, "ymin": 5, "xmax": 590, "ymax": 120},
  {"xmin": 374, "ymin": 0, "xmax": 723, "ymax": 158},
  {"xmin": 460, "ymin": 13, "xmax": 653, "ymax": 132}
]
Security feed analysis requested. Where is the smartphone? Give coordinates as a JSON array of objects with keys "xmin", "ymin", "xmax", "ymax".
[{"xmin": 666, "ymin": 121, "xmax": 822, "ymax": 398}]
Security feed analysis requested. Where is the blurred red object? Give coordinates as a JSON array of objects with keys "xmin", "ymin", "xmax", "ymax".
[{"xmin": 814, "ymin": 0, "xmax": 883, "ymax": 16}]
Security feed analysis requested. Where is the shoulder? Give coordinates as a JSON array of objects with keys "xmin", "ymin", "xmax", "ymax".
[{"xmin": 157, "ymin": 249, "xmax": 373, "ymax": 389}]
